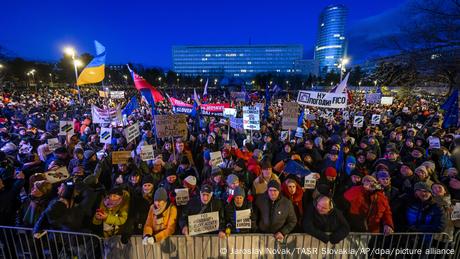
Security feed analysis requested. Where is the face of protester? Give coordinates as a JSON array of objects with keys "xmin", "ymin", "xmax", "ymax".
[
  {"xmin": 154, "ymin": 200, "xmax": 166, "ymax": 210},
  {"xmin": 305, "ymin": 141, "xmax": 313, "ymax": 150},
  {"xmin": 351, "ymin": 175, "xmax": 362, "ymax": 184},
  {"xmin": 363, "ymin": 178, "xmax": 378, "ymax": 192},
  {"xmin": 207, "ymin": 136, "xmax": 215, "ymax": 144},
  {"xmin": 328, "ymin": 153, "xmax": 338, "ymax": 162},
  {"xmin": 213, "ymin": 175, "xmax": 222, "ymax": 183},
  {"xmin": 405, "ymin": 140, "xmax": 414, "ymax": 148},
  {"xmin": 357, "ymin": 155, "xmax": 366, "ymax": 164},
  {"xmin": 262, "ymin": 167, "xmax": 272, "ymax": 179},
  {"xmin": 130, "ymin": 175, "xmax": 140, "ymax": 185},
  {"xmin": 415, "ymin": 169, "xmax": 428, "ymax": 181},
  {"xmin": 284, "ymin": 145, "xmax": 291, "ymax": 153},
  {"xmin": 326, "ymin": 175, "xmax": 337, "ymax": 182},
  {"xmin": 400, "ymin": 165, "xmax": 414, "ymax": 177},
  {"xmin": 229, "ymin": 181, "xmax": 239, "ymax": 190},
  {"xmin": 316, "ymin": 197, "xmax": 332, "ymax": 215},
  {"xmin": 366, "ymin": 152, "xmax": 377, "ymax": 161},
  {"xmin": 234, "ymin": 196, "xmax": 244, "ymax": 207},
  {"xmin": 378, "ymin": 176, "xmax": 391, "ymax": 188},
  {"xmin": 118, "ymin": 164, "xmax": 128, "ymax": 173},
  {"xmin": 143, "ymin": 183, "xmax": 154, "ymax": 194},
  {"xmin": 287, "ymin": 182, "xmax": 296, "ymax": 195},
  {"xmin": 303, "ymin": 155, "xmax": 312, "ymax": 164},
  {"xmin": 176, "ymin": 142, "xmax": 185, "ymax": 152},
  {"xmin": 431, "ymin": 184, "xmax": 446, "ymax": 197},
  {"xmin": 164, "ymin": 143, "xmax": 171, "ymax": 151},
  {"xmin": 31, "ymin": 184, "xmax": 44, "ymax": 197},
  {"xmin": 268, "ymin": 187, "xmax": 280, "ymax": 201},
  {"xmin": 359, "ymin": 142, "xmax": 368, "ymax": 149},
  {"xmin": 386, "ymin": 151, "xmax": 398, "ymax": 161},
  {"xmin": 415, "ymin": 189, "xmax": 431, "ymax": 202},
  {"xmin": 75, "ymin": 152, "xmax": 84, "ymax": 160},
  {"xmin": 200, "ymin": 192, "xmax": 212, "ymax": 204},
  {"xmin": 152, "ymin": 163, "xmax": 162, "ymax": 173},
  {"xmin": 57, "ymin": 183, "xmax": 66, "ymax": 197},
  {"xmin": 347, "ymin": 162, "xmax": 356, "ymax": 171},
  {"xmin": 411, "ymin": 150, "xmax": 423, "ymax": 158},
  {"xmin": 389, "ymin": 132, "xmax": 396, "ymax": 140},
  {"xmin": 166, "ymin": 175, "xmax": 177, "ymax": 183}
]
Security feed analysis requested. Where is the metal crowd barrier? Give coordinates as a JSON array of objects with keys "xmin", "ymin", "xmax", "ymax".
[{"xmin": 0, "ymin": 227, "xmax": 458, "ymax": 259}]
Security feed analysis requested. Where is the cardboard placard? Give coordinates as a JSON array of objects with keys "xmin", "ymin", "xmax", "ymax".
[
  {"xmin": 99, "ymin": 91, "xmax": 109, "ymax": 98},
  {"xmin": 282, "ymin": 102, "xmax": 299, "ymax": 130},
  {"xmin": 304, "ymin": 174, "xmax": 317, "ymax": 189},
  {"xmin": 188, "ymin": 211, "xmax": 219, "ymax": 236},
  {"xmin": 371, "ymin": 114, "xmax": 381, "ymax": 125},
  {"xmin": 210, "ymin": 151, "xmax": 223, "ymax": 167},
  {"xmin": 59, "ymin": 121, "xmax": 74, "ymax": 136},
  {"xmin": 154, "ymin": 114, "xmax": 188, "ymax": 139},
  {"xmin": 110, "ymin": 91, "xmax": 125, "ymax": 99},
  {"xmin": 235, "ymin": 209, "xmax": 252, "ymax": 229},
  {"xmin": 175, "ymin": 188, "xmax": 190, "ymax": 206},
  {"xmin": 100, "ymin": 127, "xmax": 112, "ymax": 144},
  {"xmin": 295, "ymin": 127, "xmax": 304, "ymax": 138},
  {"xmin": 124, "ymin": 122, "xmax": 140, "ymax": 143},
  {"xmin": 243, "ymin": 106, "xmax": 260, "ymax": 130},
  {"xmin": 140, "ymin": 145, "xmax": 154, "ymax": 161},
  {"xmin": 353, "ymin": 116, "xmax": 364, "ymax": 128},
  {"xmin": 47, "ymin": 138, "xmax": 60, "ymax": 151},
  {"xmin": 428, "ymin": 136, "xmax": 441, "ymax": 149},
  {"xmin": 44, "ymin": 167, "xmax": 70, "ymax": 184},
  {"xmin": 230, "ymin": 117, "xmax": 244, "ymax": 130},
  {"xmin": 381, "ymin": 96, "xmax": 394, "ymax": 105},
  {"xmin": 91, "ymin": 105, "xmax": 122, "ymax": 124},
  {"xmin": 112, "ymin": 151, "xmax": 132, "ymax": 164},
  {"xmin": 343, "ymin": 111, "xmax": 349, "ymax": 121}
]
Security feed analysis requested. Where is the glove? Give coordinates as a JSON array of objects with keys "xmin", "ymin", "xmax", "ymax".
[{"xmin": 142, "ymin": 236, "xmax": 155, "ymax": 245}]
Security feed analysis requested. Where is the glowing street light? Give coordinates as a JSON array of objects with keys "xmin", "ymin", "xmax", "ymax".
[
  {"xmin": 64, "ymin": 47, "xmax": 76, "ymax": 58},
  {"xmin": 74, "ymin": 59, "xmax": 83, "ymax": 67},
  {"xmin": 339, "ymin": 57, "xmax": 350, "ymax": 81},
  {"xmin": 0, "ymin": 64, "xmax": 3, "ymax": 69},
  {"xmin": 214, "ymin": 78, "xmax": 218, "ymax": 85},
  {"xmin": 63, "ymin": 45, "xmax": 82, "ymax": 103},
  {"xmin": 374, "ymin": 80, "xmax": 378, "ymax": 87}
]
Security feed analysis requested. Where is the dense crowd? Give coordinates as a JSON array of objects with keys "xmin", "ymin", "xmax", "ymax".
[{"xmin": 0, "ymin": 87, "xmax": 459, "ymax": 250}]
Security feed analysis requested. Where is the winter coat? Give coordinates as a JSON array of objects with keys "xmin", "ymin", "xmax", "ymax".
[
  {"xmin": 143, "ymin": 202, "xmax": 177, "ymax": 242},
  {"xmin": 281, "ymin": 181, "xmax": 304, "ymax": 225},
  {"xmin": 343, "ymin": 186, "xmax": 394, "ymax": 233},
  {"xmin": 302, "ymin": 203, "xmax": 350, "ymax": 244},
  {"xmin": 254, "ymin": 193, "xmax": 297, "ymax": 235},
  {"xmin": 404, "ymin": 196, "xmax": 446, "ymax": 233},
  {"xmin": 224, "ymin": 200, "xmax": 257, "ymax": 233},
  {"xmin": 179, "ymin": 196, "xmax": 225, "ymax": 233},
  {"xmin": 92, "ymin": 190, "xmax": 130, "ymax": 237}
]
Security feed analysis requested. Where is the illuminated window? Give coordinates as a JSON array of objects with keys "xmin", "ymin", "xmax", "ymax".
[
  {"xmin": 333, "ymin": 34, "xmax": 340, "ymax": 37},
  {"xmin": 325, "ymin": 56, "xmax": 334, "ymax": 59}
]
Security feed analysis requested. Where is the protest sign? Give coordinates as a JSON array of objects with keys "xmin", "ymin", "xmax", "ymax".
[
  {"xmin": 44, "ymin": 167, "xmax": 70, "ymax": 184},
  {"xmin": 371, "ymin": 114, "xmax": 381, "ymax": 125},
  {"xmin": 343, "ymin": 111, "xmax": 349, "ymax": 121},
  {"xmin": 188, "ymin": 211, "xmax": 219, "ymax": 235},
  {"xmin": 452, "ymin": 203, "xmax": 460, "ymax": 220},
  {"xmin": 100, "ymin": 127, "xmax": 112, "ymax": 144},
  {"xmin": 428, "ymin": 136, "xmax": 441, "ymax": 149},
  {"xmin": 98, "ymin": 91, "xmax": 108, "ymax": 98},
  {"xmin": 366, "ymin": 93, "xmax": 382, "ymax": 104},
  {"xmin": 353, "ymin": 116, "xmax": 364, "ymax": 128},
  {"xmin": 304, "ymin": 174, "xmax": 317, "ymax": 189},
  {"xmin": 210, "ymin": 151, "xmax": 223, "ymax": 167},
  {"xmin": 230, "ymin": 117, "xmax": 243, "ymax": 130},
  {"xmin": 124, "ymin": 122, "xmax": 140, "ymax": 143},
  {"xmin": 140, "ymin": 145, "xmax": 154, "ymax": 161},
  {"xmin": 200, "ymin": 103, "xmax": 230, "ymax": 116},
  {"xmin": 295, "ymin": 127, "xmax": 304, "ymax": 138},
  {"xmin": 110, "ymin": 91, "xmax": 125, "ymax": 99},
  {"xmin": 282, "ymin": 102, "xmax": 299, "ymax": 130},
  {"xmin": 223, "ymin": 108, "xmax": 237, "ymax": 118},
  {"xmin": 243, "ymin": 106, "xmax": 260, "ymax": 130},
  {"xmin": 381, "ymin": 97, "xmax": 394, "ymax": 105},
  {"xmin": 91, "ymin": 105, "xmax": 122, "ymax": 124},
  {"xmin": 175, "ymin": 188, "xmax": 190, "ymax": 206},
  {"xmin": 280, "ymin": 131, "xmax": 289, "ymax": 141},
  {"xmin": 112, "ymin": 151, "xmax": 132, "ymax": 165},
  {"xmin": 297, "ymin": 90, "xmax": 347, "ymax": 109},
  {"xmin": 230, "ymin": 92, "xmax": 246, "ymax": 102},
  {"xmin": 255, "ymin": 103, "xmax": 264, "ymax": 111},
  {"xmin": 47, "ymin": 138, "xmax": 60, "ymax": 151},
  {"xmin": 154, "ymin": 114, "xmax": 188, "ymax": 139},
  {"xmin": 59, "ymin": 121, "xmax": 74, "ymax": 136},
  {"xmin": 235, "ymin": 209, "xmax": 252, "ymax": 229}
]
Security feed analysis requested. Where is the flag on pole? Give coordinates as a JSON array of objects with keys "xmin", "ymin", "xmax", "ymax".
[
  {"xmin": 441, "ymin": 89, "xmax": 459, "ymax": 128},
  {"xmin": 77, "ymin": 40, "xmax": 106, "ymax": 86},
  {"xmin": 122, "ymin": 96, "xmax": 139, "ymax": 116},
  {"xmin": 264, "ymin": 85, "xmax": 271, "ymax": 120},
  {"xmin": 297, "ymin": 109, "xmax": 305, "ymax": 127},
  {"xmin": 202, "ymin": 79, "xmax": 209, "ymax": 103},
  {"xmin": 126, "ymin": 65, "xmax": 165, "ymax": 103},
  {"xmin": 329, "ymin": 73, "xmax": 349, "ymax": 93}
]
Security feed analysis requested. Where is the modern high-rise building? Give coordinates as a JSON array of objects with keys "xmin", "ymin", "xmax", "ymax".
[
  {"xmin": 314, "ymin": 4, "xmax": 348, "ymax": 76},
  {"xmin": 172, "ymin": 45, "xmax": 303, "ymax": 77}
]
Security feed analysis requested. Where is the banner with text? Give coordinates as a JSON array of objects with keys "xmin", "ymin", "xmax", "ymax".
[
  {"xmin": 243, "ymin": 106, "xmax": 260, "ymax": 130},
  {"xmin": 297, "ymin": 90, "xmax": 347, "ymax": 109},
  {"xmin": 154, "ymin": 114, "xmax": 188, "ymax": 139},
  {"xmin": 91, "ymin": 105, "xmax": 122, "ymax": 124}
]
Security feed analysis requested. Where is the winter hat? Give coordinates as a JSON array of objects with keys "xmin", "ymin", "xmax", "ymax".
[
  {"xmin": 108, "ymin": 187, "xmax": 124, "ymax": 197},
  {"xmin": 260, "ymin": 159, "xmax": 272, "ymax": 169},
  {"xmin": 211, "ymin": 167, "xmax": 223, "ymax": 176},
  {"xmin": 200, "ymin": 184, "xmax": 213, "ymax": 194},
  {"xmin": 415, "ymin": 165, "xmax": 428, "ymax": 175},
  {"xmin": 183, "ymin": 175, "xmax": 197, "ymax": 186},
  {"xmin": 414, "ymin": 182, "xmax": 431, "ymax": 193},
  {"xmin": 325, "ymin": 167, "xmax": 337, "ymax": 178},
  {"xmin": 180, "ymin": 156, "xmax": 190, "ymax": 165},
  {"xmin": 34, "ymin": 180, "xmax": 52, "ymax": 195},
  {"xmin": 346, "ymin": 156, "xmax": 356, "ymax": 164},
  {"xmin": 350, "ymin": 170, "xmax": 364, "ymax": 178},
  {"xmin": 421, "ymin": 161, "xmax": 435, "ymax": 173},
  {"xmin": 54, "ymin": 147, "xmax": 67, "ymax": 155},
  {"xmin": 142, "ymin": 174, "xmax": 155, "ymax": 185},
  {"xmin": 154, "ymin": 187, "xmax": 168, "ymax": 202},
  {"xmin": 233, "ymin": 186, "xmax": 245, "ymax": 198},
  {"xmin": 267, "ymin": 180, "xmax": 280, "ymax": 191},
  {"xmin": 84, "ymin": 150, "xmax": 95, "ymax": 160},
  {"xmin": 165, "ymin": 167, "xmax": 176, "ymax": 177},
  {"xmin": 226, "ymin": 174, "xmax": 239, "ymax": 185},
  {"xmin": 376, "ymin": 170, "xmax": 390, "ymax": 179}
]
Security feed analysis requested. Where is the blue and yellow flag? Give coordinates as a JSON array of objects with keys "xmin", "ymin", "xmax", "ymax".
[{"xmin": 77, "ymin": 40, "xmax": 106, "ymax": 85}]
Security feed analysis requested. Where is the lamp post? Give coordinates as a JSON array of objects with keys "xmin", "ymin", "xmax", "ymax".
[
  {"xmin": 64, "ymin": 46, "xmax": 82, "ymax": 103},
  {"xmin": 158, "ymin": 77, "xmax": 162, "ymax": 88},
  {"xmin": 339, "ymin": 57, "xmax": 349, "ymax": 81}
]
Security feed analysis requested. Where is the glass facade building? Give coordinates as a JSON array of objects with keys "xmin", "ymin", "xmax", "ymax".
[
  {"xmin": 314, "ymin": 5, "xmax": 348, "ymax": 76},
  {"xmin": 172, "ymin": 45, "xmax": 303, "ymax": 77}
]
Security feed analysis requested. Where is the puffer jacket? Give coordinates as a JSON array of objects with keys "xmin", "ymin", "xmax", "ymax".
[
  {"xmin": 254, "ymin": 193, "xmax": 297, "ymax": 235},
  {"xmin": 143, "ymin": 202, "xmax": 177, "ymax": 242},
  {"xmin": 405, "ymin": 196, "xmax": 446, "ymax": 233},
  {"xmin": 92, "ymin": 190, "xmax": 130, "ymax": 237}
]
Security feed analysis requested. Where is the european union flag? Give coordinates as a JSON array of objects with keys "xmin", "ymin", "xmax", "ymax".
[{"xmin": 122, "ymin": 96, "xmax": 139, "ymax": 116}]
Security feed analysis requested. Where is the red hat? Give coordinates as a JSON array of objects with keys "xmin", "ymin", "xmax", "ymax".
[{"xmin": 325, "ymin": 167, "xmax": 337, "ymax": 178}]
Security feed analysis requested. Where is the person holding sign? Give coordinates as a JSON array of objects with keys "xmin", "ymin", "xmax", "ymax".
[
  {"xmin": 254, "ymin": 180, "xmax": 297, "ymax": 241},
  {"xmin": 142, "ymin": 188, "xmax": 177, "ymax": 244},
  {"xmin": 179, "ymin": 184, "xmax": 225, "ymax": 237},
  {"xmin": 224, "ymin": 186, "xmax": 256, "ymax": 234}
]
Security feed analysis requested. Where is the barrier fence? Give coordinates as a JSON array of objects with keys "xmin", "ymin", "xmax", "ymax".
[{"xmin": 0, "ymin": 226, "xmax": 458, "ymax": 259}]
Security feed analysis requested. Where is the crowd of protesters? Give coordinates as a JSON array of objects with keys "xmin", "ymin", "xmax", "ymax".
[{"xmin": 0, "ymin": 86, "xmax": 459, "ymax": 250}]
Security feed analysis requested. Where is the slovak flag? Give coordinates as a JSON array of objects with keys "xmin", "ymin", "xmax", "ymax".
[
  {"xmin": 127, "ymin": 65, "xmax": 164, "ymax": 103},
  {"xmin": 202, "ymin": 79, "xmax": 208, "ymax": 103}
]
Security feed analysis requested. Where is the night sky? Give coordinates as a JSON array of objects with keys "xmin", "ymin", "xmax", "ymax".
[{"xmin": 1, "ymin": 0, "xmax": 406, "ymax": 68}]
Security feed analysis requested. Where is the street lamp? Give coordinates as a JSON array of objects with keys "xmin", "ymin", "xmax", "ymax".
[
  {"xmin": 269, "ymin": 81, "xmax": 273, "ymax": 85},
  {"xmin": 0, "ymin": 64, "xmax": 3, "ymax": 69},
  {"xmin": 339, "ymin": 57, "xmax": 350, "ymax": 81},
  {"xmin": 374, "ymin": 80, "xmax": 378, "ymax": 87},
  {"xmin": 214, "ymin": 78, "xmax": 218, "ymax": 85},
  {"xmin": 63, "ymin": 46, "xmax": 82, "ymax": 102}
]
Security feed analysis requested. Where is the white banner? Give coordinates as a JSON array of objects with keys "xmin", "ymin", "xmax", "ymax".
[
  {"xmin": 304, "ymin": 174, "xmax": 317, "ymax": 189},
  {"xmin": 188, "ymin": 211, "xmax": 219, "ymax": 236},
  {"xmin": 140, "ymin": 145, "xmax": 154, "ymax": 161},
  {"xmin": 91, "ymin": 105, "xmax": 122, "ymax": 124},
  {"xmin": 235, "ymin": 209, "xmax": 252, "ymax": 229},
  {"xmin": 353, "ymin": 116, "xmax": 364, "ymax": 128},
  {"xmin": 243, "ymin": 106, "xmax": 260, "ymax": 130},
  {"xmin": 59, "ymin": 121, "xmax": 74, "ymax": 136},
  {"xmin": 428, "ymin": 136, "xmax": 441, "ymax": 149},
  {"xmin": 295, "ymin": 127, "xmax": 304, "ymax": 138},
  {"xmin": 371, "ymin": 114, "xmax": 381, "ymax": 125},
  {"xmin": 175, "ymin": 188, "xmax": 190, "ymax": 206},
  {"xmin": 223, "ymin": 108, "xmax": 237, "ymax": 118},
  {"xmin": 381, "ymin": 96, "xmax": 394, "ymax": 105},
  {"xmin": 124, "ymin": 122, "xmax": 140, "ymax": 143},
  {"xmin": 110, "ymin": 91, "xmax": 125, "ymax": 99},
  {"xmin": 100, "ymin": 127, "xmax": 112, "ymax": 144},
  {"xmin": 297, "ymin": 90, "xmax": 347, "ymax": 109}
]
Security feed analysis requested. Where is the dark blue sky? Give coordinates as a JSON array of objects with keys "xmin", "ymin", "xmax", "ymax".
[{"xmin": 1, "ymin": 0, "xmax": 406, "ymax": 68}]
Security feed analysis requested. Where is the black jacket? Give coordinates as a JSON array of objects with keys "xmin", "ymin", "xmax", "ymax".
[
  {"xmin": 302, "ymin": 203, "xmax": 350, "ymax": 244},
  {"xmin": 224, "ymin": 200, "xmax": 257, "ymax": 233},
  {"xmin": 254, "ymin": 193, "xmax": 297, "ymax": 235},
  {"xmin": 179, "ymin": 196, "xmax": 225, "ymax": 233}
]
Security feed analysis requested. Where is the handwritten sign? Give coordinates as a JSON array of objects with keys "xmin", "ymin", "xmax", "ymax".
[
  {"xmin": 282, "ymin": 102, "xmax": 299, "ymax": 130},
  {"xmin": 110, "ymin": 91, "xmax": 125, "ymax": 99},
  {"xmin": 235, "ymin": 209, "xmax": 252, "ymax": 229},
  {"xmin": 124, "ymin": 122, "xmax": 140, "ymax": 143},
  {"xmin": 428, "ymin": 136, "xmax": 441, "ymax": 149},
  {"xmin": 44, "ymin": 167, "xmax": 70, "ymax": 184},
  {"xmin": 230, "ymin": 117, "xmax": 243, "ymax": 130},
  {"xmin": 112, "ymin": 151, "xmax": 132, "ymax": 165},
  {"xmin": 243, "ymin": 106, "xmax": 260, "ymax": 130},
  {"xmin": 451, "ymin": 203, "xmax": 460, "ymax": 221},
  {"xmin": 154, "ymin": 114, "xmax": 188, "ymax": 139},
  {"xmin": 381, "ymin": 96, "xmax": 394, "ymax": 105},
  {"xmin": 210, "ymin": 151, "xmax": 223, "ymax": 167},
  {"xmin": 175, "ymin": 188, "xmax": 190, "ymax": 206},
  {"xmin": 188, "ymin": 211, "xmax": 219, "ymax": 236},
  {"xmin": 140, "ymin": 145, "xmax": 154, "ymax": 161},
  {"xmin": 223, "ymin": 108, "xmax": 237, "ymax": 118},
  {"xmin": 304, "ymin": 174, "xmax": 317, "ymax": 189}
]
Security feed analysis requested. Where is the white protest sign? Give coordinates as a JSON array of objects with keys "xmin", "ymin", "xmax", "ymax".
[
  {"xmin": 243, "ymin": 106, "xmax": 260, "ymax": 130},
  {"xmin": 140, "ymin": 145, "xmax": 154, "ymax": 161},
  {"xmin": 210, "ymin": 151, "xmax": 223, "ymax": 167},
  {"xmin": 91, "ymin": 105, "xmax": 122, "ymax": 124},
  {"xmin": 59, "ymin": 121, "xmax": 74, "ymax": 136},
  {"xmin": 381, "ymin": 97, "xmax": 394, "ymax": 105},
  {"xmin": 230, "ymin": 117, "xmax": 243, "ymax": 130},
  {"xmin": 428, "ymin": 136, "xmax": 441, "ymax": 149},
  {"xmin": 235, "ymin": 209, "xmax": 252, "ymax": 229},
  {"xmin": 343, "ymin": 111, "xmax": 349, "ymax": 121},
  {"xmin": 452, "ymin": 203, "xmax": 460, "ymax": 221},
  {"xmin": 188, "ymin": 211, "xmax": 219, "ymax": 235},
  {"xmin": 175, "ymin": 188, "xmax": 190, "ymax": 206},
  {"xmin": 297, "ymin": 90, "xmax": 347, "ymax": 109},
  {"xmin": 44, "ymin": 167, "xmax": 70, "ymax": 184},
  {"xmin": 295, "ymin": 127, "xmax": 304, "ymax": 138},
  {"xmin": 124, "ymin": 122, "xmax": 140, "ymax": 143},
  {"xmin": 280, "ymin": 131, "xmax": 289, "ymax": 141},
  {"xmin": 223, "ymin": 108, "xmax": 237, "ymax": 118},
  {"xmin": 110, "ymin": 91, "xmax": 125, "ymax": 99},
  {"xmin": 47, "ymin": 138, "xmax": 60, "ymax": 151},
  {"xmin": 100, "ymin": 127, "xmax": 112, "ymax": 144},
  {"xmin": 304, "ymin": 174, "xmax": 317, "ymax": 189},
  {"xmin": 353, "ymin": 116, "xmax": 364, "ymax": 128},
  {"xmin": 371, "ymin": 114, "xmax": 381, "ymax": 125}
]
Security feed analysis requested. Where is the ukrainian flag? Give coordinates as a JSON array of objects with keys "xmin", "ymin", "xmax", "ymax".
[{"xmin": 77, "ymin": 40, "xmax": 106, "ymax": 85}]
